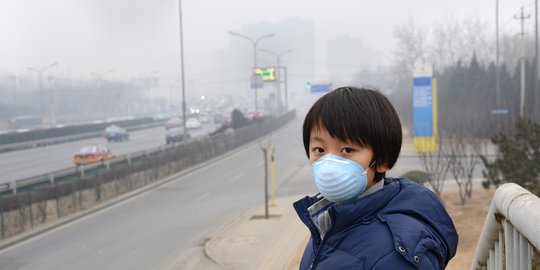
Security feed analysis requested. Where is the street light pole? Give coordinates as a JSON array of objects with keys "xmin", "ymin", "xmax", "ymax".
[
  {"xmin": 495, "ymin": 0, "xmax": 500, "ymax": 113},
  {"xmin": 91, "ymin": 69, "xmax": 115, "ymax": 117},
  {"xmin": 28, "ymin": 62, "xmax": 58, "ymax": 122},
  {"xmin": 178, "ymin": 0, "xmax": 188, "ymax": 140},
  {"xmin": 228, "ymin": 31, "xmax": 274, "ymax": 113},
  {"xmin": 259, "ymin": 48, "xmax": 292, "ymax": 114}
]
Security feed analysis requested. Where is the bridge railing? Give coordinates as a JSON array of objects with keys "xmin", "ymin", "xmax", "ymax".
[{"xmin": 471, "ymin": 183, "xmax": 540, "ymax": 270}]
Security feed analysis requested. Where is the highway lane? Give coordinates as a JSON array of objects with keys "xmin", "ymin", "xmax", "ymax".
[
  {"xmin": 0, "ymin": 122, "xmax": 219, "ymax": 185},
  {"xmin": 0, "ymin": 116, "xmax": 315, "ymax": 270}
]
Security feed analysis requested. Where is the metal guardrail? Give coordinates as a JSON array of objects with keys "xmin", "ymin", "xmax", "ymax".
[
  {"xmin": 0, "ymin": 143, "xmax": 169, "ymax": 196},
  {"xmin": 471, "ymin": 183, "xmax": 540, "ymax": 270}
]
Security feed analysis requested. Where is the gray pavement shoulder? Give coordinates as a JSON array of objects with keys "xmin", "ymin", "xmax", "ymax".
[{"xmin": 199, "ymin": 195, "xmax": 309, "ymax": 270}]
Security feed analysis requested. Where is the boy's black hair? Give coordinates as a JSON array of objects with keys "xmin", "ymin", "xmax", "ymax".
[{"xmin": 302, "ymin": 86, "xmax": 402, "ymax": 182}]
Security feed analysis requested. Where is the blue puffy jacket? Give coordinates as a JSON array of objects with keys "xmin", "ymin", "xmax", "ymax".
[{"xmin": 293, "ymin": 178, "xmax": 458, "ymax": 269}]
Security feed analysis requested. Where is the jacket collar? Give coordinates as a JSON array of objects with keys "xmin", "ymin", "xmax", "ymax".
[{"xmin": 294, "ymin": 179, "xmax": 401, "ymax": 237}]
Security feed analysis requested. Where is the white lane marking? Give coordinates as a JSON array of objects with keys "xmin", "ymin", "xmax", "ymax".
[
  {"xmin": 230, "ymin": 173, "xmax": 245, "ymax": 183},
  {"xmin": 197, "ymin": 193, "xmax": 210, "ymax": 201}
]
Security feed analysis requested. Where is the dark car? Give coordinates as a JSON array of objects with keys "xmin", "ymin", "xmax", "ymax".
[
  {"xmin": 166, "ymin": 127, "xmax": 190, "ymax": 144},
  {"xmin": 104, "ymin": 125, "xmax": 129, "ymax": 142}
]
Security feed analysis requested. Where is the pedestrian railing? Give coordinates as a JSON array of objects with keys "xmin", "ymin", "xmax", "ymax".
[{"xmin": 471, "ymin": 183, "xmax": 540, "ymax": 270}]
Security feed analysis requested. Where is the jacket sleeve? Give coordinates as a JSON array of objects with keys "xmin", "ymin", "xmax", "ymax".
[{"xmin": 371, "ymin": 250, "xmax": 440, "ymax": 270}]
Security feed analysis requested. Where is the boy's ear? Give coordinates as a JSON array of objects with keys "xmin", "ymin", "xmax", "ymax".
[{"xmin": 376, "ymin": 163, "xmax": 389, "ymax": 173}]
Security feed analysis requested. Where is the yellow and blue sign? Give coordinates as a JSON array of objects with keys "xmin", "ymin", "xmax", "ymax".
[{"xmin": 413, "ymin": 66, "xmax": 438, "ymax": 153}]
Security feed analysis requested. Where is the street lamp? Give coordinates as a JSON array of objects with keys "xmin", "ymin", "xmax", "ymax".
[
  {"xmin": 142, "ymin": 70, "xmax": 159, "ymax": 93},
  {"xmin": 91, "ymin": 69, "xmax": 116, "ymax": 117},
  {"xmin": 28, "ymin": 62, "xmax": 58, "ymax": 122},
  {"xmin": 91, "ymin": 69, "xmax": 115, "ymax": 82},
  {"xmin": 178, "ymin": 0, "xmax": 188, "ymax": 139},
  {"xmin": 259, "ymin": 48, "xmax": 292, "ymax": 113},
  {"xmin": 228, "ymin": 31, "xmax": 274, "ymax": 113}
]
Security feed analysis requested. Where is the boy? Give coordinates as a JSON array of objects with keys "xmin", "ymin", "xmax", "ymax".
[{"xmin": 293, "ymin": 86, "xmax": 458, "ymax": 269}]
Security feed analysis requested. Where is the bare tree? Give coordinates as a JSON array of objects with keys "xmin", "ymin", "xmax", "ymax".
[
  {"xmin": 446, "ymin": 135, "xmax": 483, "ymax": 205},
  {"xmin": 429, "ymin": 14, "xmax": 493, "ymax": 70},
  {"xmin": 429, "ymin": 14, "xmax": 465, "ymax": 69},
  {"xmin": 393, "ymin": 18, "xmax": 428, "ymax": 75},
  {"xmin": 418, "ymin": 135, "xmax": 450, "ymax": 196}
]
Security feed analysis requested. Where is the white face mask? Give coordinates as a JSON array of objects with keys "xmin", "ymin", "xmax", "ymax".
[{"xmin": 311, "ymin": 154, "xmax": 375, "ymax": 202}]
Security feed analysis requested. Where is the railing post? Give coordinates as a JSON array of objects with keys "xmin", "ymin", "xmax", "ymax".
[
  {"xmin": 519, "ymin": 233, "xmax": 527, "ymax": 270},
  {"xmin": 497, "ymin": 231, "xmax": 505, "ymax": 270},
  {"xmin": 505, "ymin": 220, "xmax": 513, "ymax": 269},
  {"xmin": 489, "ymin": 249, "xmax": 494, "ymax": 269},
  {"xmin": 514, "ymin": 227, "xmax": 520, "ymax": 270},
  {"xmin": 79, "ymin": 165, "xmax": 85, "ymax": 177}
]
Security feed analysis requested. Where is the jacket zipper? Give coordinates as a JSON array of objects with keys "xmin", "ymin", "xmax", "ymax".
[{"xmin": 309, "ymin": 220, "xmax": 334, "ymax": 269}]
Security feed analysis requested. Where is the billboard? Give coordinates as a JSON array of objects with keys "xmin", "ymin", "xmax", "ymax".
[{"xmin": 412, "ymin": 65, "xmax": 438, "ymax": 153}]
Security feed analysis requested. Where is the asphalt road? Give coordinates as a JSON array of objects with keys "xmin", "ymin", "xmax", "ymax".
[
  {"xmin": 0, "ymin": 122, "xmax": 219, "ymax": 185},
  {"xmin": 0, "ymin": 116, "xmax": 315, "ymax": 270}
]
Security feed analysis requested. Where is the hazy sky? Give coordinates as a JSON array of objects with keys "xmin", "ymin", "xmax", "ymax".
[{"xmin": 0, "ymin": 0, "xmax": 533, "ymax": 82}]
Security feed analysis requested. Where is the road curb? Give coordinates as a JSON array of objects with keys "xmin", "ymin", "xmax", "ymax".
[{"xmin": 202, "ymin": 202, "xmax": 261, "ymax": 269}]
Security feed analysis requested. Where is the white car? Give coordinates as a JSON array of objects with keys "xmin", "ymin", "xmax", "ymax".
[{"xmin": 185, "ymin": 118, "xmax": 202, "ymax": 129}]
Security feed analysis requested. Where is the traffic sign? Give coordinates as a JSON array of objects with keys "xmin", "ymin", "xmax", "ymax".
[
  {"xmin": 253, "ymin": 67, "xmax": 276, "ymax": 81},
  {"xmin": 309, "ymin": 83, "xmax": 333, "ymax": 93}
]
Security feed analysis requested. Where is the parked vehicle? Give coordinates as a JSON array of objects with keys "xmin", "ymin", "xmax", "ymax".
[
  {"xmin": 104, "ymin": 125, "xmax": 129, "ymax": 142},
  {"xmin": 74, "ymin": 145, "xmax": 115, "ymax": 165},
  {"xmin": 165, "ymin": 127, "xmax": 190, "ymax": 144},
  {"xmin": 185, "ymin": 118, "xmax": 202, "ymax": 129}
]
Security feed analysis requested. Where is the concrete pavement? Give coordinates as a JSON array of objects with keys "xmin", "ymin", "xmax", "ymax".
[{"xmin": 204, "ymin": 195, "xmax": 309, "ymax": 270}]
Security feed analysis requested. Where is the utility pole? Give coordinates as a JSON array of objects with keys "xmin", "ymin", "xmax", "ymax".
[
  {"xmin": 495, "ymin": 0, "xmax": 500, "ymax": 112},
  {"xmin": 47, "ymin": 76, "xmax": 56, "ymax": 125},
  {"xmin": 10, "ymin": 76, "xmax": 16, "ymax": 109},
  {"xmin": 515, "ymin": 7, "xmax": 531, "ymax": 118},
  {"xmin": 28, "ymin": 62, "xmax": 58, "ymax": 123},
  {"xmin": 228, "ymin": 31, "xmax": 274, "ymax": 113},
  {"xmin": 532, "ymin": 0, "xmax": 540, "ymax": 121},
  {"xmin": 259, "ymin": 48, "xmax": 292, "ymax": 115},
  {"xmin": 178, "ymin": 0, "xmax": 188, "ymax": 140},
  {"xmin": 91, "ymin": 69, "xmax": 115, "ymax": 117}
]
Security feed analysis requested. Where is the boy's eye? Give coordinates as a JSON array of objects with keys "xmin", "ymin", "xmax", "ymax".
[
  {"xmin": 341, "ymin": 147, "xmax": 353, "ymax": 154},
  {"xmin": 313, "ymin": 147, "xmax": 324, "ymax": 154}
]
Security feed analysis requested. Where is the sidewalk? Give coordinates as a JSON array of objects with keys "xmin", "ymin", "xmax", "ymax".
[
  {"xmin": 189, "ymin": 195, "xmax": 310, "ymax": 270},
  {"xmin": 173, "ymin": 194, "xmax": 310, "ymax": 270}
]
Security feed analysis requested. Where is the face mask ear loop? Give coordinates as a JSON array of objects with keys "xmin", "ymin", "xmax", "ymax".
[{"xmin": 361, "ymin": 160, "xmax": 377, "ymax": 176}]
